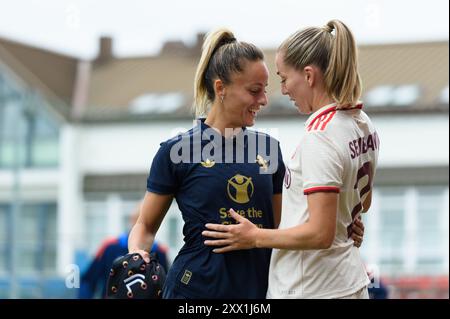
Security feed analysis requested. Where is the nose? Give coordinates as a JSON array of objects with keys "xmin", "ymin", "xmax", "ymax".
[
  {"xmin": 258, "ymin": 92, "xmax": 268, "ymax": 107},
  {"xmin": 281, "ymin": 85, "xmax": 288, "ymax": 96}
]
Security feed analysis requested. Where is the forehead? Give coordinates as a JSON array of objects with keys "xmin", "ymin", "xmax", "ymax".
[
  {"xmin": 275, "ymin": 52, "xmax": 287, "ymax": 72},
  {"xmin": 231, "ymin": 60, "xmax": 269, "ymax": 85}
]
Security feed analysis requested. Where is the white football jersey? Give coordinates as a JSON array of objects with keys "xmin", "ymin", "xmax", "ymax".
[{"xmin": 267, "ymin": 103, "xmax": 379, "ymax": 299}]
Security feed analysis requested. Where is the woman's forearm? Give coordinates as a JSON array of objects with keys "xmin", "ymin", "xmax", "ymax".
[
  {"xmin": 255, "ymin": 222, "xmax": 333, "ymax": 250},
  {"xmin": 128, "ymin": 192, "xmax": 173, "ymax": 253},
  {"xmin": 128, "ymin": 222, "xmax": 155, "ymax": 252}
]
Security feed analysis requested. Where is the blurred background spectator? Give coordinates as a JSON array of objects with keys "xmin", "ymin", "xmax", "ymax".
[{"xmin": 77, "ymin": 205, "xmax": 169, "ymax": 299}]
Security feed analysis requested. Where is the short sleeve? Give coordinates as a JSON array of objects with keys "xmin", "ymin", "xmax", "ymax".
[
  {"xmin": 272, "ymin": 142, "xmax": 286, "ymax": 194},
  {"xmin": 301, "ymin": 132, "xmax": 343, "ymax": 195},
  {"xmin": 146, "ymin": 142, "xmax": 179, "ymax": 194}
]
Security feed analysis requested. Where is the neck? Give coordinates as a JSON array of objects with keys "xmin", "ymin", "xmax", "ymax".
[
  {"xmin": 310, "ymin": 89, "xmax": 335, "ymax": 113},
  {"xmin": 204, "ymin": 103, "xmax": 242, "ymax": 137}
]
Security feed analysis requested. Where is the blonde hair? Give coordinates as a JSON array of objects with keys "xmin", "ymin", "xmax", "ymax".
[
  {"xmin": 279, "ymin": 19, "xmax": 361, "ymax": 108},
  {"xmin": 193, "ymin": 28, "xmax": 264, "ymax": 117}
]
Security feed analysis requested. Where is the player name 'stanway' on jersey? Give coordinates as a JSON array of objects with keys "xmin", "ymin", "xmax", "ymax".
[{"xmin": 349, "ymin": 132, "xmax": 380, "ymax": 159}]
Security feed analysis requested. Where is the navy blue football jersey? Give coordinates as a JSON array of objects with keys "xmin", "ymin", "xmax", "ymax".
[{"xmin": 147, "ymin": 119, "xmax": 285, "ymax": 299}]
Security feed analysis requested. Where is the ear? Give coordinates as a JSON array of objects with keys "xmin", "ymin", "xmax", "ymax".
[
  {"xmin": 214, "ymin": 79, "xmax": 226, "ymax": 99},
  {"xmin": 303, "ymin": 66, "xmax": 315, "ymax": 87}
]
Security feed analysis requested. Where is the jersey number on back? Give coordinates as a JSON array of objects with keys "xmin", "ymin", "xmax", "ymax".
[{"xmin": 347, "ymin": 161, "xmax": 373, "ymax": 237}]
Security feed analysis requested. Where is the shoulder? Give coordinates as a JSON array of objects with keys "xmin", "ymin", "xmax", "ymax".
[
  {"xmin": 305, "ymin": 108, "xmax": 356, "ymax": 141},
  {"xmin": 155, "ymin": 126, "xmax": 199, "ymax": 158},
  {"xmin": 301, "ymin": 123, "xmax": 342, "ymax": 157},
  {"xmin": 306, "ymin": 107, "xmax": 339, "ymax": 133},
  {"xmin": 360, "ymin": 110, "xmax": 376, "ymax": 128},
  {"xmin": 160, "ymin": 126, "xmax": 197, "ymax": 147},
  {"xmin": 303, "ymin": 124, "xmax": 335, "ymax": 142}
]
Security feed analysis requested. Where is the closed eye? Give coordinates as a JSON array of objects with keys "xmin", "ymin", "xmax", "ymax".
[{"xmin": 250, "ymin": 89, "xmax": 266, "ymax": 95}]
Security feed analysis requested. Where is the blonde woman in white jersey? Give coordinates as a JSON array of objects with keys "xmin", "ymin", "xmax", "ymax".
[{"xmin": 203, "ymin": 19, "xmax": 379, "ymax": 299}]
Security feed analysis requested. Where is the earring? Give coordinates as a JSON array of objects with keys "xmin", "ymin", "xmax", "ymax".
[{"xmin": 220, "ymin": 95, "xmax": 224, "ymax": 104}]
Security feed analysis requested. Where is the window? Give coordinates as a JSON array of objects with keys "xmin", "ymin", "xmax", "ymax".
[
  {"xmin": 364, "ymin": 84, "xmax": 421, "ymax": 107},
  {"xmin": 416, "ymin": 186, "xmax": 447, "ymax": 274},
  {"xmin": 42, "ymin": 206, "xmax": 57, "ymax": 273},
  {"xmin": 366, "ymin": 185, "xmax": 449, "ymax": 278},
  {"xmin": 20, "ymin": 205, "xmax": 40, "ymax": 274},
  {"xmin": 364, "ymin": 85, "xmax": 395, "ymax": 107},
  {"xmin": 120, "ymin": 200, "xmax": 140, "ymax": 231},
  {"xmin": 84, "ymin": 201, "xmax": 108, "ymax": 256},
  {"xmin": 129, "ymin": 92, "xmax": 185, "ymax": 114},
  {"xmin": 0, "ymin": 202, "xmax": 57, "ymax": 276},
  {"xmin": 0, "ymin": 205, "xmax": 11, "ymax": 275},
  {"xmin": 30, "ymin": 108, "xmax": 59, "ymax": 166},
  {"xmin": 391, "ymin": 85, "xmax": 421, "ymax": 106},
  {"xmin": 0, "ymin": 96, "xmax": 24, "ymax": 167},
  {"xmin": 378, "ymin": 188, "xmax": 406, "ymax": 275},
  {"xmin": 17, "ymin": 203, "xmax": 57, "ymax": 275},
  {"xmin": 0, "ymin": 71, "xmax": 59, "ymax": 168}
]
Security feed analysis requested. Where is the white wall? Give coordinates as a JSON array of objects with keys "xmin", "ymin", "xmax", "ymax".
[
  {"xmin": 57, "ymin": 125, "xmax": 83, "ymax": 275},
  {"xmin": 0, "ymin": 169, "xmax": 59, "ymax": 201},
  {"xmin": 78, "ymin": 114, "xmax": 449, "ymax": 174},
  {"xmin": 79, "ymin": 120, "xmax": 195, "ymax": 174}
]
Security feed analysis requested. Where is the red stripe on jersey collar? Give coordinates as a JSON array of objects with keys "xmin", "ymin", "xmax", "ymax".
[
  {"xmin": 306, "ymin": 105, "xmax": 336, "ymax": 131},
  {"xmin": 306, "ymin": 103, "xmax": 363, "ymax": 131}
]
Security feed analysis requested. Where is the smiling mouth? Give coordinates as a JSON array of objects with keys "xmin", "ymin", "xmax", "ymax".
[{"xmin": 249, "ymin": 109, "xmax": 258, "ymax": 117}]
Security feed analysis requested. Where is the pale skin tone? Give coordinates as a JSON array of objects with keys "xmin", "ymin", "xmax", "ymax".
[
  {"xmin": 203, "ymin": 52, "xmax": 368, "ymax": 252},
  {"xmin": 128, "ymin": 60, "xmax": 284, "ymax": 261}
]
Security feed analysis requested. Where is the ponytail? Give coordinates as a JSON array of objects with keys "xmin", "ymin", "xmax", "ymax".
[
  {"xmin": 193, "ymin": 28, "xmax": 264, "ymax": 117},
  {"xmin": 323, "ymin": 20, "xmax": 361, "ymax": 108}
]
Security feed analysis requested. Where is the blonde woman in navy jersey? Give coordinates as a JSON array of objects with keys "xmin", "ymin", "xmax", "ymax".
[
  {"xmin": 204, "ymin": 20, "xmax": 378, "ymax": 299},
  {"xmin": 127, "ymin": 28, "xmax": 286, "ymax": 299}
]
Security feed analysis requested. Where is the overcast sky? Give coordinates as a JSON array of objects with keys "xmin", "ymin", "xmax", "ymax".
[{"xmin": 0, "ymin": 0, "xmax": 448, "ymax": 59}]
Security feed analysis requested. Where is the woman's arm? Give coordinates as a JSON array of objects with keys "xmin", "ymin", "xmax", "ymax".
[
  {"xmin": 128, "ymin": 191, "xmax": 173, "ymax": 262},
  {"xmin": 348, "ymin": 190, "xmax": 371, "ymax": 247},
  {"xmin": 362, "ymin": 190, "xmax": 372, "ymax": 213},
  {"xmin": 203, "ymin": 192, "xmax": 338, "ymax": 252}
]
